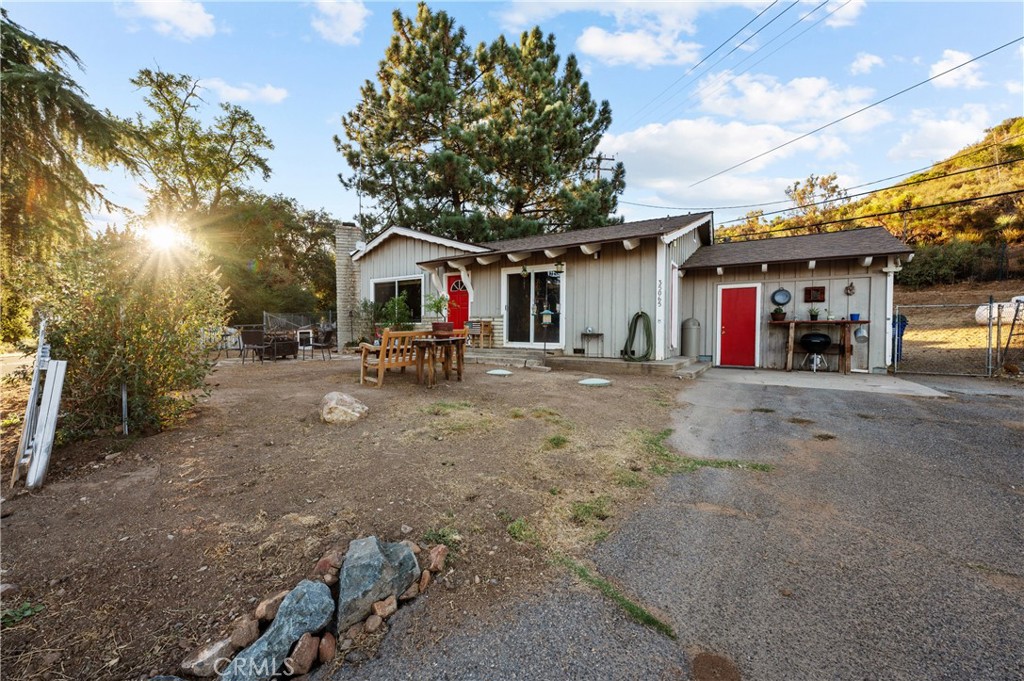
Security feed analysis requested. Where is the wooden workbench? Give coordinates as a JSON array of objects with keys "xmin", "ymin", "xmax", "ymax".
[{"xmin": 769, "ymin": 319, "xmax": 870, "ymax": 373}]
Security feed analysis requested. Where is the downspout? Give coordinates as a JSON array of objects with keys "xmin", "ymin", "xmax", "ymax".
[
  {"xmin": 881, "ymin": 255, "xmax": 904, "ymax": 368},
  {"xmin": 654, "ymin": 238, "xmax": 668, "ymax": 360}
]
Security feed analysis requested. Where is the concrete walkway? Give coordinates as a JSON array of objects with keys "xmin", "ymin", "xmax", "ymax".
[{"xmin": 705, "ymin": 367, "xmax": 949, "ymax": 398}]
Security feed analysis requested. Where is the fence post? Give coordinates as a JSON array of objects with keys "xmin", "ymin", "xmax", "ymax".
[
  {"xmin": 996, "ymin": 304, "xmax": 1003, "ymax": 370},
  {"xmin": 986, "ymin": 296, "xmax": 994, "ymax": 377}
]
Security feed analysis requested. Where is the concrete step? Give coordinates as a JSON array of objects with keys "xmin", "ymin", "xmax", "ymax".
[
  {"xmin": 674, "ymin": 362, "xmax": 712, "ymax": 380},
  {"xmin": 465, "ymin": 348, "xmax": 548, "ymax": 368},
  {"xmin": 543, "ymin": 354, "xmax": 699, "ymax": 376}
]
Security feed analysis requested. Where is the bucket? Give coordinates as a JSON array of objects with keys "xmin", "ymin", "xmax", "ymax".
[{"xmin": 850, "ymin": 313, "xmax": 860, "ymax": 321}]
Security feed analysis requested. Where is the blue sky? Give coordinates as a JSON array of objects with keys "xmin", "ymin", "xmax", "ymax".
[{"xmin": 7, "ymin": 1, "xmax": 1023, "ymax": 231}]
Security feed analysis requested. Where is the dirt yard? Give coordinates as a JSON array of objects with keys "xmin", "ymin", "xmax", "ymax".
[
  {"xmin": 0, "ymin": 356, "xmax": 681, "ymax": 680},
  {"xmin": 893, "ymin": 278, "xmax": 1024, "ymax": 376}
]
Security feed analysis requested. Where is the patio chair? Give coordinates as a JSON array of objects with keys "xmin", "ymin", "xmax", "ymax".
[
  {"xmin": 303, "ymin": 329, "xmax": 336, "ymax": 360},
  {"xmin": 240, "ymin": 329, "xmax": 271, "ymax": 364},
  {"xmin": 466, "ymin": 319, "xmax": 494, "ymax": 348}
]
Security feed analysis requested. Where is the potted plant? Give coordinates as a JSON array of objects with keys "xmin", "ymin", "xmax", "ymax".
[
  {"xmin": 808, "ymin": 306, "xmax": 820, "ymax": 321},
  {"xmin": 425, "ymin": 293, "xmax": 458, "ymax": 336},
  {"xmin": 770, "ymin": 306, "xmax": 787, "ymax": 322}
]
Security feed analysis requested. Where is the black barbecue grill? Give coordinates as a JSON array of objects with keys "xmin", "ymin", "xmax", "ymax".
[{"xmin": 799, "ymin": 332, "xmax": 832, "ymax": 372}]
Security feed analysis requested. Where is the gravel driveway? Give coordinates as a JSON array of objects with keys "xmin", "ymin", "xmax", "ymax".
[{"xmin": 329, "ymin": 371, "xmax": 1023, "ymax": 680}]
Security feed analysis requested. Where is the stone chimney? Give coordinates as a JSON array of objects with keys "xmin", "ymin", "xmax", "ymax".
[{"xmin": 335, "ymin": 221, "xmax": 362, "ymax": 346}]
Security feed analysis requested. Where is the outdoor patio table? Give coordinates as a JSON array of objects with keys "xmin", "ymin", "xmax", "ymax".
[{"xmin": 414, "ymin": 336, "xmax": 466, "ymax": 387}]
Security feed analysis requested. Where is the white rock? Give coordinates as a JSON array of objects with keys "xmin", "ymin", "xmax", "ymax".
[
  {"xmin": 319, "ymin": 392, "xmax": 369, "ymax": 424},
  {"xmin": 181, "ymin": 637, "xmax": 238, "ymax": 677}
]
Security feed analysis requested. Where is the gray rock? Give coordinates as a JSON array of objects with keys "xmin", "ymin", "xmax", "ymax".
[
  {"xmin": 319, "ymin": 392, "xmax": 368, "ymax": 424},
  {"xmin": 221, "ymin": 580, "xmax": 335, "ymax": 681},
  {"xmin": 335, "ymin": 536, "xmax": 420, "ymax": 632}
]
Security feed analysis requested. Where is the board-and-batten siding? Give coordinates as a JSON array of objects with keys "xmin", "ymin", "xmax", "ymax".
[
  {"xmin": 465, "ymin": 240, "xmax": 658, "ymax": 357},
  {"xmin": 357, "ymin": 238, "xmax": 473, "ymax": 300},
  {"xmin": 665, "ymin": 229, "xmax": 704, "ymax": 356},
  {"xmin": 681, "ymin": 259, "xmax": 888, "ymax": 372}
]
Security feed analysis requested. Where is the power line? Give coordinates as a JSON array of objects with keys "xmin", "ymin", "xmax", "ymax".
[
  {"xmin": 622, "ymin": 1, "xmax": 783, "ymax": 128},
  {"xmin": 618, "ymin": 132, "xmax": 1024, "ymax": 212},
  {"xmin": 722, "ymin": 158, "xmax": 1023, "ymax": 223},
  {"xmin": 718, "ymin": 189, "xmax": 1024, "ymax": 240},
  {"xmin": 688, "ymin": 35, "xmax": 1024, "ymax": 188},
  {"xmin": 652, "ymin": 1, "xmax": 803, "ymax": 122},
  {"xmin": 674, "ymin": 0, "xmax": 845, "ymax": 119}
]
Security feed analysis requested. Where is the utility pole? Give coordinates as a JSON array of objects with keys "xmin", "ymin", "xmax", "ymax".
[{"xmin": 588, "ymin": 153, "xmax": 617, "ymax": 181}]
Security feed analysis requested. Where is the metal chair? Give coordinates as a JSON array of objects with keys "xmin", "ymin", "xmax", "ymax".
[
  {"xmin": 303, "ymin": 329, "xmax": 335, "ymax": 360},
  {"xmin": 240, "ymin": 329, "xmax": 270, "ymax": 364}
]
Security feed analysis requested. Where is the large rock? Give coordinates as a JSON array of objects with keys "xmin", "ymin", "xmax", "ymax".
[
  {"xmin": 335, "ymin": 536, "xmax": 420, "ymax": 632},
  {"xmin": 319, "ymin": 392, "xmax": 368, "ymax": 424},
  {"xmin": 221, "ymin": 580, "xmax": 335, "ymax": 681}
]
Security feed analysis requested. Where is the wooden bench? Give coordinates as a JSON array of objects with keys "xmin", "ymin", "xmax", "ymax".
[{"xmin": 359, "ymin": 329, "xmax": 431, "ymax": 387}]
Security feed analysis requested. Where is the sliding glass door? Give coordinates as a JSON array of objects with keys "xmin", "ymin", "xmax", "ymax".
[{"xmin": 505, "ymin": 267, "xmax": 562, "ymax": 347}]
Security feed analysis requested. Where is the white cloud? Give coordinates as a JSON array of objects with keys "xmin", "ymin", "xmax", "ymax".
[
  {"xmin": 850, "ymin": 52, "xmax": 883, "ymax": 76},
  {"xmin": 202, "ymin": 78, "xmax": 288, "ymax": 104},
  {"xmin": 311, "ymin": 0, "xmax": 370, "ymax": 46},
  {"xmin": 122, "ymin": 0, "xmax": 215, "ymax": 40},
  {"xmin": 929, "ymin": 49, "xmax": 986, "ymax": 89},
  {"xmin": 576, "ymin": 27, "xmax": 700, "ymax": 68},
  {"xmin": 697, "ymin": 71, "xmax": 889, "ymax": 132},
  {"xmin": 500, "ymin": 2, "xmax": 743, "ymax": 69},
  {"xmin": 497, "ymin": 2, "xmax": 707, "ymax": 35},
  {"xmin": 887, "ymin": 104, "xmax": 992, "ymax": 161},
  {"xmin": 824, "ymin": 0, "xmax": 866, "ymax": 28},
  {"xmin": 1007, "ymin": 80, "xmax": 1024, "ymax": 95},
  {"xmin": 601, "ymin": 117, "xmax": 837, "ymax": 194}
]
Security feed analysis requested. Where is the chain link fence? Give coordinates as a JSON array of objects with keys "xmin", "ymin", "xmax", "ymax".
[{"xmin": 894, "ymin": 300, "xmax": 1024, "ymax": 376}]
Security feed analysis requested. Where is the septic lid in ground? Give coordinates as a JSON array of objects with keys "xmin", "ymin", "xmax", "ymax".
[
  {"xmin": 578, "ymin": 377, "xmax": 611, "ymax": 386},
  {"xmin": 486, "ymin": 369, "xmax": 513, "ymax": 376}
]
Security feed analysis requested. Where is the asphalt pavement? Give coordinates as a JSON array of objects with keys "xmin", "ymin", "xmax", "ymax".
[{"xmin": 328, "ymin": 371, "xmax": 1023, "ymax": 681}]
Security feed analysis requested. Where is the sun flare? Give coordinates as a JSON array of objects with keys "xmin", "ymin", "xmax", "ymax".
[{"xmin": 146, "ymin": 223, "xmax": 188, "ymax": 251}]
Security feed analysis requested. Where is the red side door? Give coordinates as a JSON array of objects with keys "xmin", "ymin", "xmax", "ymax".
[
  {"xmin": 720, "ymin": 286, "xmax": 758, "ymax": 367},
  {"xmin": 447, "ymin": 275, "xmax": 469, "ymax": 329}
]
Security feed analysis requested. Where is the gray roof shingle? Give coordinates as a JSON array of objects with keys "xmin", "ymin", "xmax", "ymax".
[
  {"xmin": 417, "ymin": 213, "xmax": 713, "ymax": 266},
  {"xmin": 679, "ymin": 226, "xmax": 912, "ymax": 270}
]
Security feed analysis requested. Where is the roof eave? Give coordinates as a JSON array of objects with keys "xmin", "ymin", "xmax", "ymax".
[{"xmin": 680, "ymin": 247, "xmax": 914, "ymax": 271}]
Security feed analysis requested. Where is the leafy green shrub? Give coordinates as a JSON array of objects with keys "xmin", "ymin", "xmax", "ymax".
[
  {"xmin": 39, "ymin": 230, "xmax": 227, "ymax": 439},
  {"xmin": 897, "ymin": 241, "xmax": 997, "ymax": 288}
]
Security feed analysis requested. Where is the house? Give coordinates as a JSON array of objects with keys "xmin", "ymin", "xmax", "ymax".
[{"xmin": 335, "ymin": 216, "xmax": 913, "ymax": 373}]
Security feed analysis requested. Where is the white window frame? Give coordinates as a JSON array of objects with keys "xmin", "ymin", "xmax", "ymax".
[{"xmin": 370, "ymin": 274, "xmax": 425, "ymax": 322}]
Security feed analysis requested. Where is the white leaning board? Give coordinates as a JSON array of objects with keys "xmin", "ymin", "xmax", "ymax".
[{"xmin": 25, "ymin": 360, "xmax": 67, "ymax": 489}]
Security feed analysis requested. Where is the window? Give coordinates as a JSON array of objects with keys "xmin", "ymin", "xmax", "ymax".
[{"xmin": 373, "ymin": 278, "xmax": 422, "ymax": 321}]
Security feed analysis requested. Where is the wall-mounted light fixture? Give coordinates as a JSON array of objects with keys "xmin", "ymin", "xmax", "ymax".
[
  {"xmin": 521, "ymin": 264, "xmax": 529, "ymax": 278},
  {"xmin": 554, "ymin": 261, "xmax": 564, "ymax": 274}
]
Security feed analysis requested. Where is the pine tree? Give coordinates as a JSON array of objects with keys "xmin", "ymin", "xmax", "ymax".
[{"xmin": 337, "ymin": 3, "xmax": 624, "ymax": 242}]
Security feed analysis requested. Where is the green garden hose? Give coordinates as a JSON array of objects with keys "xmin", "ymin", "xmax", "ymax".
[{"xmin": 622, "ymin": 311, "xmax": 653, "ymax": 362}]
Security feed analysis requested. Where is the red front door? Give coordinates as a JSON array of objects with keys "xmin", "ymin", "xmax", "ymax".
[
  {"xmin": 720, "ymin": 286, "xmax": 758, "ymax": 366},
  {"xmin": 447, "ymin": 275, "xmax": 469, "ymax": 329}
]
